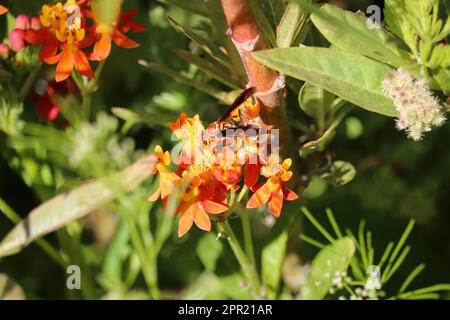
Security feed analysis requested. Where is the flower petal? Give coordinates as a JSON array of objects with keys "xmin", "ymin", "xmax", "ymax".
[
  {"xmin": 246, "ymin": 181, "xmax": 272, "ymax": 209},
  {"xmin": 283, "ymin": 187, "xmax": 299, "ymax": 201},
  {"xmin": 112, "ymin": 29, "xmax": 139, "ymax": 49},
  {"xmin": 200, "ymin": 199, "xmax": 228, "ymax": 214},
  {"xmin": 192, "ymin": 202, "xmax": 211, "ymax": 232},
  {"xmin": 73, "ymin": 49, "xmax": 94, "ymax": 79},
  {"xmin": 244, "ymin": 162, "xmax": 260, "ymax": 189},
  {"xmin": 178, "ymin": 208, "xmax": 193, "ymax": 238},
  {"xmin": 148, "ymin": 188, "xmax": 161, "ymax": 202},
  {"xmin": 55, "ymin": 49, "xmax": 74, "ymax": 82},
  {"xmin": 23, "ymin": 29, "xmax": 48, "ymax": 45},
  {"xmin": 268, "ymin": 187, "xmax": 283, "ymax": 218},
  {"xmin": 93, "ymin": 32, "xmax": 112, "ymax": 61},
  {"xmin": 40, "ymin": 38, "xmax": 59, "ymax": 64}
]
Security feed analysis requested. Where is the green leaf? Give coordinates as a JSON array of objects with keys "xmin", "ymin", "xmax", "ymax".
[
  {"xmin": 159, "ymin": 0, "xmax": 207, "ymax": 16},
  {"xmin": 431, "ymin": 67, "xmax": 450, "ymax": 93},
  {"xmin": 196, "ymin": 233, "xmax": 224, "ymax": 272},
  {"xmin": 310, "ymin": 4, "xmax": 411, "ymax": 67},
  {"xmin": 111, "ymin": 107, "xmax": 175, "ymax": 126},
  {"xmin": 261, "ymin": 230, "xmax": 288, "ymax": 299},
  {"xmin": 276, "ymin": 1, "xmax": 309, "ymax": 48},
  {"xmin": 0, "ymin": 156, "xmax": 156, "ymax": 257},
  {"xmin": 300, "ymin": 237, "xmax": 355, "ymax": 300},
  {"xmin": 253, "ymin": 47, "xmax": 398, "ymax": 116},
  {"xmin": 299, "ymin": 82, "xmax": 335, "ymax": 119},
  {"xmin": 168, "ymin": 17, "xmax": 231, "ymax": 69},
  {"xmin": 321, "ymin": 161, "xmax": 357, "ymax": 187},
  {"xmin": 218, "ymin": 273, "xmax": 253, "ymax": 300},
  {"xmin": 138, "ymin": 60, "xmax": 227, "ymax": 100},
  {"xmin": 249, "ymin": 0, "xmax": 277, "ymax": 47},
  {"xmin": 173, "ymin": 49, "xmax": 241, "ymax": 88}
]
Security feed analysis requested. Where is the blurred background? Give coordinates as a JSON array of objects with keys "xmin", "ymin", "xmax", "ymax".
[{"xmin": 0, "ymin": 0, "xmax": 448, "ymax": 299}]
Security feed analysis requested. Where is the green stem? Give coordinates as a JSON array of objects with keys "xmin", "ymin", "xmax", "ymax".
[
  {"xmin": 0, "ymin": 198, "xmax": 68, "ymax": 268},
  {"xmin": 81, "ymin": 92, "xmax": 92, "ymax": 122},
  {"xmin": 123, "ymin": 212, "xmax": 160, "ymax": 299},
  {"xmin": 221, "ymin": 220, "xmax": 261, "ymax": 299},
  {"xmin": 18, "ymin": 67, "xmax": 41, "ymax": 102},
  {"xmin": 241, "ymin": 210, "xmax": 255, "ymax": 266}
]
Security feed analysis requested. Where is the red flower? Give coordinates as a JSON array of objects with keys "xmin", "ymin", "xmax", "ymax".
[
  {"xmin": 31, "ymin": 79, "xmax": 77, "ymax": 121},
  {"xmin": 90, "ymin": 4, "xmax": 146, "ymax": 61}
]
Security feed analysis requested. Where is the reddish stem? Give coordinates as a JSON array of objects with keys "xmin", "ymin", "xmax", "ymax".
[{"xmin": 220, "ymin": 0, "xmax": 289, "ymax": 140}]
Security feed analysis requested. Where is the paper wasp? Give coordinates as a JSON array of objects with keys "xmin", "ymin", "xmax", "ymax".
[{"xmin": 206, "ymin": 87, "xmax": 266, "ymax": 136}]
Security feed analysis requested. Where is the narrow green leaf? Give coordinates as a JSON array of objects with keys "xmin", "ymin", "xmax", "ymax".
[
  {"xmin": 159, "ymin": 0, "xmax": 207, "ymax": 16},
  {"xmin": 393, "ymin": 284, "xmax": 450, "ymax": 300},
  {"xmin": 262, "ymin": 230, "xmax": 288, "ymax": 299},
  {"xmin": 253, "ymin": 47, "xmax": 398, "ymax": 116},
  {"xmin": 301, "ymin": 207, "xmax": 335, "ymax": 243},
  {"xmin": 299, "ymin": 234, "xmax": 325, "ymax": 249},
  {"xmin": 300, "ymin": 237, "xmax": 355, "ymax": 299},
  {"xmin": 383, "ymin": 246, "xmax": 410, "ymax": 283},
  {"xmin": 382, "ymin": 220, "xmax": 415, "ymax": 281},
  {"xmin": 173, "ymin": 49, "xmax": 241, "ymax": 88},
  {"xmin": 0, "ymin": 156, "xmax": 156, "ymax": 257},
  {"xmin": 378, "ymin": 242, "xmax": 394, "ymax": 270},
  {"xmin": 168, "ymin": 17, "xmax": 231, "ymax": 68},
  {"xmin": 111, "ymin": 107, "xmax": 175, "ymax": 126},
  {"xmin": 399, "ymin": 263, "xmax": 426, "ymax": 294},
  {"xmin": 249, "ymin": 0, "xmax": 277, "ymax": 47},
  {"xmin": 139, "ymin": 60, "xmax": 227, "ymax": 100},
  {"xmin": 325, "ymin": 208, "xmax": 343, "ymax": 238}
]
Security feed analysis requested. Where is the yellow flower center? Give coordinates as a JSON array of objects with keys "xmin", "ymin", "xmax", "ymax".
[{"xmin": 40, "ymin": 1, "xmax": 86, "ymax": 47}]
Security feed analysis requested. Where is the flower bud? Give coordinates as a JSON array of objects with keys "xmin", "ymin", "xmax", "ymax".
[
  {"xmin": 9, "ymin": 28, "xmax": 26, "ymax": 52},
  {"xmin": 0, "ymin": 43, "xmax": 10, "ymax": 59},
  {"xmin": 15, "ymin": 14, "xmax": 30, "ymax": 30},
  {"xmin": 30, "ymin": 16, "xmax": 41, "ymax": 30}
]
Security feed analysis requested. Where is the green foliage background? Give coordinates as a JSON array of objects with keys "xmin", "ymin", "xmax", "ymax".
[{"xmin": 0, "ymin": 0, "xmax": 448, "ymax": 299}]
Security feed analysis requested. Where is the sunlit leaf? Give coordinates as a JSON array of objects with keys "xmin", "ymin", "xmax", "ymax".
[
  {"xmin": 261, "ymin": 230, "xmax": 288, "ymax": 299},
  {"xmin": 300, "ymin": 237, "xmax": 355, "ymax": 300},
  {"xmin": 0, "ymin": 156, "xmax": 156, "ymax": 257},
  {"xmin": 253, "ymin": 47, "xmax": 398, "ymax": 116}
]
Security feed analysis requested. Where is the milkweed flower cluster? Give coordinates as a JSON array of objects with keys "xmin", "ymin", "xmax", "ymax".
[
  {"xmin": 23, "ymin": 0, "xmax": 145, "ymax": 82},
  {"xmin": 382, "ymin": 69, "xmax": 446, "ymax": 141},
  {"xmin": 148, "ymin": 99, "xmax": 298, "ymax": 237}
]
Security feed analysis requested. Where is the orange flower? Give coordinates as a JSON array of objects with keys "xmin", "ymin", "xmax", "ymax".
[
  {"xmin": 0, "ymin": 5, "xmax": 8, "ymax": 15},
  {"xmin": 24, "ymin": 1, "xmax": 95, "ymax": 82},
  {"xmin": 177, "ymin": 170, "xmax": 228, "ymax": 237},
  {"xmin": 148, "ymin": 146, "xmax": 182, "ymax": 202},
  {"xmin": 90, "ymin": 3, "xmax": 145, "ymax": 61},
  {"xmin": 247, "ymin": 155, "xmax": 298, "ymax": 217},
  {"xmin": 212, "ymin": 147, "xmax": 242, "ymax": 185}
]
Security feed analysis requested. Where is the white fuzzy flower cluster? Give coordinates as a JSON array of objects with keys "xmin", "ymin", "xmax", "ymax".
[
  {"xmin": 70, "ymin": 112, "xmax": 135, "ymax": 170},
  {"xmin": 382, "ymin": 69, "xmax": 446, "ymax": 141}
]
